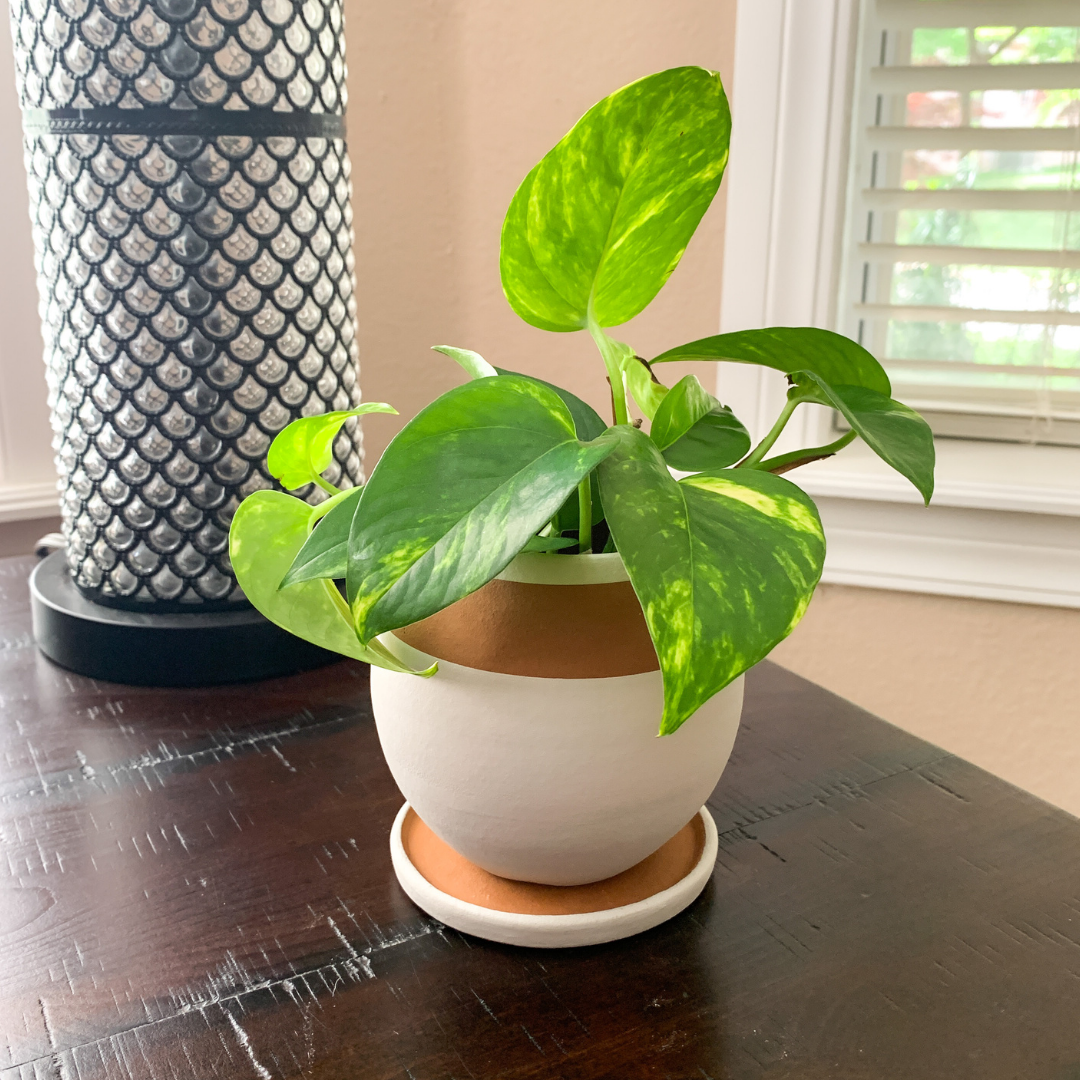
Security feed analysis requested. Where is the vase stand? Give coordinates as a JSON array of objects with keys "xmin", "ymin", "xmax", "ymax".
[{"xmin": 30, "ymin": 551, "xmax": 336, "ymax": 687}]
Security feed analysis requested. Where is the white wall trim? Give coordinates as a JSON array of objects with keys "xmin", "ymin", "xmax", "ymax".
[
  {"xmin": 814, "ymin": 495, "xmax": 1080, "ymax": 609},
  {"xmin": 0, "ymin": 17, "xmax": 57, "ymax": 500},
  {"xmin": 722, "ymin": 0, "xmax": 1080, "ymax": 609},
  {"xmin": 0, "ymin": 481, "xmax": 59, "ymax": 524}
]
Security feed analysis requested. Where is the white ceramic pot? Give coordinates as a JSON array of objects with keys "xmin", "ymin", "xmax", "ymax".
[{"xmin": 370, "ymin": 552, "xmax": 744, "ymax": 887}]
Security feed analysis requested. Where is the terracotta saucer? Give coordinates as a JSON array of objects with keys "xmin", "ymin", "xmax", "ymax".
[{"xmin": 389, "ymin": 803, "xmax": 717, "ymax": 948}]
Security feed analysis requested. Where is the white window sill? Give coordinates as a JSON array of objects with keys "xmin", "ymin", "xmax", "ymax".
[
  {"xmin": 797, "ymin": 439, "xmax": 1080, "ymax": 517},
  {"xmin": 793, "ymin": 441, "xmax": 1080, "ymax": 608}
]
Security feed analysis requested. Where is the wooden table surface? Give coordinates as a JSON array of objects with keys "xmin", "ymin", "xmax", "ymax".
[{"xmin": 1, "ymin": 553, "xmax": 1079, "ymax": 1080}]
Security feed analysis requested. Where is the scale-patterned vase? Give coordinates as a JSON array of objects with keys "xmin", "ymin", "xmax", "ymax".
[{"xmin": 9, "ymin": 0, "xmax": 363, "ymax": 609}]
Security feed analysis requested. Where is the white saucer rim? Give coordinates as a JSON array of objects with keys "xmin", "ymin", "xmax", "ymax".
[{"xmin": 389, "ymin": 802, "xmax": 718, "ymax": 948}]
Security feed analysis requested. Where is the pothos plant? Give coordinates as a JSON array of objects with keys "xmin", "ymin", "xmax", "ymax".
[{"xmin": 230, "ymin": 66, "xmax": 935, "ymax": 736}]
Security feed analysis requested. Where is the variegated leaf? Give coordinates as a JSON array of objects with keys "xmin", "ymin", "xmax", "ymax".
[
  {"xmin": 501, "ymin": 66, "xmax": 731, "ymax": 331},
  {"xmin": 650, "ymin": 374, "xmax": 750, "ymax": 470},
  {"xmin": 495, "ymin": 367, "xmax": 608, "ymax": 440},
  {"xmin": 348, "ymin": 375, "xmax": 618, "ymax": 642},
  {"xmin": 432, "ymin": 345, "xmax": 498, "ymax": 380},
  {"xmin": 280, "ymin": 484, "xmax": 363, "ymax": 587},
  {"xmin": 792, "ymin": 372, "xmax": 935, "ymax": 504},
  {"xmin": 651, "ymin": 327, "xmax": 893, "ymax": 395},
  {"xmin": 598, "ymin": 426, "xmax": 825, "ymax": 735},
  {"xmin": 229, "ymin": 491, "xmax": 433, "ymax": 675},
  {"xmin": 267, "ymin": 403, "xmax": 397, "ymax": 491}
]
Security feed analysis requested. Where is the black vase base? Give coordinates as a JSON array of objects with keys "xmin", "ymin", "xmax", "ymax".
[{"xmin": 30, "ymin": 551, "xmax": 338, "ymax": 687}]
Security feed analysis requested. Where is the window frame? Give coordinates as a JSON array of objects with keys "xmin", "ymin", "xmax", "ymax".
[{"xmin": 719, "ymin": 0, "xmax": 1080, "ymax": 609}]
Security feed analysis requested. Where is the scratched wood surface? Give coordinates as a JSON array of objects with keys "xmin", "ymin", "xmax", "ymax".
[{"xmin": 1, "ymin": 553, "xmax": 1079, "ymax": 1080}]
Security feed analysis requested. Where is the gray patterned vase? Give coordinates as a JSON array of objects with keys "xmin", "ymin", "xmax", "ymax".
[{"xmin": 9, "ymin": 0, "xmax": 363, "ymax": 611}]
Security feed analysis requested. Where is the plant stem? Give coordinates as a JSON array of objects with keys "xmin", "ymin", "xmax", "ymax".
[
  {"xmin": 314, "ymin": 476, "xmax": 341, "ymax": 497},
  {"xmin": 737, "ymin": 397, "xmax": 799, "ymax": 468},
  {"xmin": 307, "ymin": 484, "xmax": 360, "ymax": 527},
  {"xmin": 753, "ymin": 430, "xmax": 857, "ymax": 474},
  {"xmin": 578, "ymin": 476, "xmax": 593, "ymax": 553},
  {"xmin": 587, "ymin": 311, "xmax": 630, "ymax": 426}
]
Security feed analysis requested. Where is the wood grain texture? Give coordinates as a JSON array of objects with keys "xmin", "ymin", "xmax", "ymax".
[{"xmin": 0, "ymin": 553, "xmax": 1077, "ymax": 1079}]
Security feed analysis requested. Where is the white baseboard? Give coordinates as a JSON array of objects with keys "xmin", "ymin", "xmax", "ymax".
[{"xmin": 0, "ymin": 481, "xmax": 59, "ymax": 524}]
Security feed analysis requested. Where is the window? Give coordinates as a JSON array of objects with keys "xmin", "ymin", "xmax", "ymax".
[
  {"xmin": 721, "ymin": 0, "xmax": 1080, "ymax": 608},
  {"xmin": 839, "ymin": 0, "xmax": 1080, "ymax": 446}
]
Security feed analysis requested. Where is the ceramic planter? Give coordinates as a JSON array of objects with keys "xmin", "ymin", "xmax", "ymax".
[{"xmin": 370, "ymin": 552, "xmax": 743, "ymax": 890}]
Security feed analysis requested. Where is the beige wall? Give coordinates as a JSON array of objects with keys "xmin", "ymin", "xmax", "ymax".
[
  {"xmin": 346, "ymin": 0, "xmax": 737, "ymax": 462},
  {"xmin": 772, "ymin": 586, "xmax": 1080, "ymax": 818}
]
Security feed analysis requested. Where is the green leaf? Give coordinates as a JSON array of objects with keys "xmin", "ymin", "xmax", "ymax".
[
  {"xmin": 500, "ymin": 66, "xmax": 731, "ymax": 331},
  {"xmin": 499, "ymin": 164, "xmax": 579, "ymax": 332},
  {"xmin": 496, "ymin": 368, "xmax": 609, "ymax": 539},
  {"xmin": 348, "ymin": 374, "xmax": 619, "ymax": 641},
  {"xmin": 650, "ymin": 375, "xmax": 750, "ymax": 471},
  {"xmin": 432, "ymin": 345, "xmax": 498, "ymax": 380},
  {"xmin": 228, "ymin": 491, "xmax": 434, "ymax": 675},
  {"xmin": 666, "ymin": 418, "xmax": 750, "ymax": 471},
  {"xmin": 598, "ymin": 426, "xmax": 825, "ymax": 735},
  {"xmin": 280, "ymin": 484, "xmax": 363, "ymax": 587},
  {"xmin": 522, "ymin": 534, "xmax": 579, "ymax": 553},
  {"xmin": 651, "ymin": 327, "xmax": 892, "ymax": 396},
  {"xmin": 267, "ymin": 403, "xmax": 398, "ymax": 491},
  {"xmin": 649, "ymin": 374, "xmax": 715, "ymax": 450},
  {"xmin": 495, "ymin": 367, "xmax": 608, "ymax": 441},
  {"xmin": 792, "ymin": 372, "xmax": 935, "ymax": 504}
]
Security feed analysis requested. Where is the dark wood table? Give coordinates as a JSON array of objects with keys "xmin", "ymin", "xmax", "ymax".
[{"xmin": 2, "ymin": 553, "xmax": 1079, "ymax": 1080}]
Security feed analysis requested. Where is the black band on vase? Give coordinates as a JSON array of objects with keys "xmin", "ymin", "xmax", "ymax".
[{"xmin": 22, "ymin": 107, "xmax": 347, "ymax": 140}]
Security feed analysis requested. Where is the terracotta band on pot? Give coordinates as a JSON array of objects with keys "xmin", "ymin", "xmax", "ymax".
[{"xmin": 391, "ymin": 554, "xmax": 658, "ymax": 678}]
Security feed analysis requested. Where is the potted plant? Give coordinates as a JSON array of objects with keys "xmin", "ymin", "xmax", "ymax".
[{"xmin": 229, "ymin": 66, "xmax": 934, "ymax": 946}]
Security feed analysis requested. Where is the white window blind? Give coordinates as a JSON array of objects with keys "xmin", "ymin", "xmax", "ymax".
[{"xmin": 841, "ymin": 0, "xmax": 1080, "ymax": 445}]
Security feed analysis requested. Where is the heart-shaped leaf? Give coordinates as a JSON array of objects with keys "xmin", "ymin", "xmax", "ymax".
[
  {"xmin": 663, "ymin": 409, "xmax": 750, "ymax": 472},
  {"xmin": 229, "ymin": 491, "xmax": 434, "ymax": 675},
  {"xmin": 267, "ymin": 403, "xmax": 397, "ymax": 491},
  {"xmin": 649, "ymin": 374, "xmax": 750, "ymax": 471},
  {"xmin": 649, "ymin": 375, "xmax": 714, "ymax": 451},
  {"xmin": 651, "ymin": 327, "xmax": 892, "ymax": 396},
  {"xmin": 432, "ymin": 345, "xmax": 498, "ymax": 380},
  {"xmin": 791, "ymin": 372, "xmax": 935, "ymax": 504},
  {"xmin": 501, "ymin": 66, "xmax": 731, "ymax": 331},
  {"xmin": 280, "ymin": 484, "xmax": 363, "ymax": 587},
  {"xmin": 348, "ymin": 375, "xmax": 619, "ymax": 642},
  {"xmin": 598, "ymin": 426, "xmax": 825, "ymax": 735}
]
